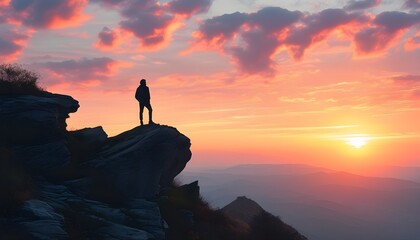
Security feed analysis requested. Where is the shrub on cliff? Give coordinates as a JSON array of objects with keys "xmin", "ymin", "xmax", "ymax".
[{"xmin": 0, "ymin": 64, "xmax": 45, "ymax": 96}]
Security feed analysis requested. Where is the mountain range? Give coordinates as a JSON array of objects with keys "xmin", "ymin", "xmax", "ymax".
[{"xmin": 180, "ymin": 164, "xmax": 420, "ymax": 240}]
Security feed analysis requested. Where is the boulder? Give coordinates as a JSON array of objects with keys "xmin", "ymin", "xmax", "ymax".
[
  {"xmin": 0, "ymin": 200, "xmax": 67, "ymax": 240},
  {"xmin": 87, "ymin": 124, "xmax": 192, "ymax": 199},
  {"xmin": 0, "ymin": 93, "xmax": 79, "ymax": 173},
  {"xmin": 68, "ymin": 127, "xmax": 108, "ymax": 145},
  {"xmin": 0, "ymin": 93, "xmax": 79, "ymax": 145}
]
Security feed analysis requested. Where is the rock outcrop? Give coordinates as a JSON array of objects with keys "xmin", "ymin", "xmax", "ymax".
[
  {"xmin": 0, "ymin": 93, "xmax": 191, "ymax": 240},
  {"xmin": 0, "ymin": 93, "xmax": 79, "ymax": 174}
]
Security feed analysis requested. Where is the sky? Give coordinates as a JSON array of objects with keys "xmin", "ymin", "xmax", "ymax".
[{"xmin": 1, "ymin": 0, "xmax": 420, "ymax": 173}]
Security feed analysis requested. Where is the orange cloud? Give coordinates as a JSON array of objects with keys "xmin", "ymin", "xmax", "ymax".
[
  {"xmin": 135, "ymin": 17, "xmax": 184, "ymax": 51},
  {"xmin": 405, "ymin": 33, "xmax": 420, "ymax": 51},
  {"xmin": 0, "ymin": 0, "xmax": 10, "ymax": 6}
]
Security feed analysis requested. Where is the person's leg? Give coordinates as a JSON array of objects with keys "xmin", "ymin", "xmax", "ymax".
[
  {"xmin": 145, "ymin": 103, "xmax": 153, "ymax": 124},
  {"xmin": 140, "ymin": 103, "xmax": 145, "ymax": 125}
]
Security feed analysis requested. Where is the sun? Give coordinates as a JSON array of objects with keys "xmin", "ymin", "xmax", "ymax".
[{"xmin": 345, "ymin": 136, "xmax": 368, "ymax": 148}]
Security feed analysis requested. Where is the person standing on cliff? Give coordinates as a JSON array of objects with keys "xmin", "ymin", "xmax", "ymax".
[{"xmin": 135, "ymin": 79, "xmax": 154, "ymax": 125}]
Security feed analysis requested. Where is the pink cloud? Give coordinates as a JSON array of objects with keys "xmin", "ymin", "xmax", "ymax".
[
  {"xmin": 285, "ymin": 9, "xmax": 367, "ymax": 60},
  {"xmin": 3, "ymin": 0, "xmax": 89, "ymax": 29},
  {"xmin": 120, "ymin": 11, "xmax": 175, "ymax": 47},
  {"xmin": 92, "ymin": 0, "xmax": 212, "ymax": 50},
  {"xmin": 192, "ymin": 6, "xmax": 420, "ymax": 75},
  {"xmin": 37, "ymin": 57, "xmax": 123, "ymax": 84},
  {"xmin": 405, "ymin": 33, "xmax": 420, "ymax": 50},
  {"xmin": 354, "ymin": 11, "xmax": 420, "ymax": 54},
  {"xmin": 392, "ymin": 75, "xmax": 420, "ymax": 82},
  {"xmin": 0, "ymin": 27, "xmax": 30, "ymax": 62},
  {"xmin": 194, "ymin": 7, "xmax": 366, "ymax": 74},
  {"xmin": 194, "ymin": 7, "xmax": 302, "ymax": 74}
]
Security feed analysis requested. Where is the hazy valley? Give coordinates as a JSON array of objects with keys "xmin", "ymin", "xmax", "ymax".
[{"xmin": 179, "ymin": 164, "xmax": 420, "ymax": 240}]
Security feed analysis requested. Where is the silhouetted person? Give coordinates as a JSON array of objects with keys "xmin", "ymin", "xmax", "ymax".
[{"xmin": 135, "ymin": 79, "xmax": 154, "ymax": 125}]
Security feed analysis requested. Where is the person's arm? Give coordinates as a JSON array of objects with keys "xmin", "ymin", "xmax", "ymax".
[
  {"xmin": 135, "ymin": 87, "xmax": 140, "ymax": 101},
  {"xmin": 147, "ymin": 87, "xmax": 151, "ymax": 100}
]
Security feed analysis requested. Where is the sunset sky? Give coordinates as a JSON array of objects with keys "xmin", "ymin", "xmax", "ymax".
[{"xmin": 1, "ymin": 0, "xmax": 419, "ymax": 172}]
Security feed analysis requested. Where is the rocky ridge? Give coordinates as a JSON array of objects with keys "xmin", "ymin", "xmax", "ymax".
[{"xmin": 0, "ymin": 93, "xmax": 191, "ymax": 239}]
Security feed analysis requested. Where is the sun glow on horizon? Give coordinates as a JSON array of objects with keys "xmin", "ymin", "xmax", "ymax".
[{"xmin": 345, "ymin": 135, "xmax": 369, "ymax": 149}]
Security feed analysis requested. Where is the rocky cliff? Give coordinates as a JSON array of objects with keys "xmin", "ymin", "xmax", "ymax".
[
  {"xmin": 0, "ymin": 93, "xmax": 191, "ymax": 240},
  {"xmin": 0, "ymin": 91, "xmax": 309, "ymax": 240}
]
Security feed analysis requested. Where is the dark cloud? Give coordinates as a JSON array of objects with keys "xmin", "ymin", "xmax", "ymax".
[
  {"xmin": 344, "ymin": 0, "xmax": 381, "ymax": 11},
  {"xmin": 5, "ymin": 0, "xmax": 89, "ymax": 29},
  {"xmin": 41, "ymin": 57, "xmax": 118, "ymax": 82},
  {"xmin": 197, "ymin": 12, "xmax": 248, "ymax": 44},
  {"xmin": 168, "ymin": 0, "xmax": 212, "ymax": 17},
  {"xmin": 249, "ymin": 7, "xmax": 302, "ymax": 32},
  {"xmin": 354, "ymin": 28, "xmax": 387, "ymax": 53},
  {"xmin": 392, "ymin": 75, "xmax": 420, "ymax": 81},
  {"xmin": 119, "ymin": 0, "xmax": 158, "ymax": 17},
  {"xmin": 120, "ymin": 12, "xmax": 174, "ymax": 47},
  {"xmin": 196, "ymin": 7, "xmax": 302, "ymax": 73},
  {"xmin": 231, "ymin": 8, "xmax": 301, "ymax": 74},
  {"xmin": 231, "ymin": 29, "xmax": 280, "ymax": 74},
  {"xmin": 97, "ymin": 27, "xmax": 116, "ymax": 47},
  {"xmin": 403, "ymin": 0, "xmax": 420, "ymax": 10},
  {"xmin": 354, "ymin": 11, "xmax": 420, "ymax": 53},
  {"xmin": 374, "ymin": 11, "xmax": 420, "ymax": 32}
]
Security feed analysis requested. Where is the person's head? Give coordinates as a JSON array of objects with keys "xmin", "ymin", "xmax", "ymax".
[{"xmin": 140, "ymin": 79, "xmax": 146, "ymax": 86}]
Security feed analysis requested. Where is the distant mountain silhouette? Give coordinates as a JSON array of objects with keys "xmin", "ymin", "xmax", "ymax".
[
  {"xmin": 222, "ymin": 164, "xmax": 333, "ymax": 175},
  {"xmin": 222, "ymin": 196, "xmax": 307, "ymax": 240},
  {"xmin": 222, "ymin": 196, "xmax": 264, "ymax": 224}
]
